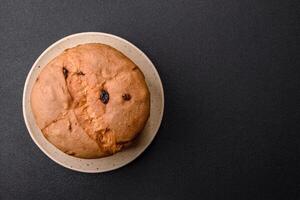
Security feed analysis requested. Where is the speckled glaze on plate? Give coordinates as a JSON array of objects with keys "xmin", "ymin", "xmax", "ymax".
[{"xmin": 23, "ymin": 32, "xmax": 164, "ymax": 173}]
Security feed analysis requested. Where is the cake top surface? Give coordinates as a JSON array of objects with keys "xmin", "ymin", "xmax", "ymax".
[{"xmin": 31, "ymin": 43, "xmax": 150, "ymax": 158}]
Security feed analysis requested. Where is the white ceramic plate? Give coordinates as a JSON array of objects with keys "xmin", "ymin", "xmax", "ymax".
[{"xmin": 23, "ymin": 32, "xmax": 164, "ymax": 173}]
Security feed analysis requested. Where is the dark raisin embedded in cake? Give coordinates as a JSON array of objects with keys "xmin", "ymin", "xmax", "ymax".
[
  {"xmin": 62, "ymin": 67, "xmax": 68, "ymax": 79},
  {"xmin": 68, "ymin": 123, "xmax": 72, "ymax": 131},
  {"xmin": 100, "ymin": 90, "xmax": 109, "ymax": 104},
  {"xmin": 122, "ymin": 93, "xmax": 131, "ymax": 101},
  {"xmin": 76, "ymin": 71, "xmax": 85, "ymax": 76}
]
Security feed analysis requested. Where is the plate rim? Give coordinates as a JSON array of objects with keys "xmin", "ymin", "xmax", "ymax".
[{"xmin": 22, "ymin": 32, "xmax": 164, "ymax": 173}]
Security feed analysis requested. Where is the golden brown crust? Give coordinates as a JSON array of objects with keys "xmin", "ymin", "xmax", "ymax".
[{"xmin": 31, "ymin": 43, "xmax": 150, "ymax": 158}]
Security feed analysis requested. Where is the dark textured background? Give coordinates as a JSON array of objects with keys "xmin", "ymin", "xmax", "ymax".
[{"xmin": 0, "ymin": 0, "xmax": 299, "ymax": 199}]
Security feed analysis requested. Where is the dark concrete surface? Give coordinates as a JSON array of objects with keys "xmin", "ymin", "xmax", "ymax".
[{"xmin": 0, "ymin": 1, "xmax": 299, "ymax": 199}]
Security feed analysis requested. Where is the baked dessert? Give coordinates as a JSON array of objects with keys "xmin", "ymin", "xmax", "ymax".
[{"xmin": 31, "ymin": 43, "xmax": 150, "ymax": 158}]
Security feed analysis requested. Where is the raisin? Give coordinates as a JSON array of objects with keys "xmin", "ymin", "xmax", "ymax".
[
  {"xmin": 62, "ymin": 67, "xmax": 68, "ymax": 79},
  {"xmin": 76, "ymin": 71, "xmax": 85, "ymax": 76},
  {"xmin": 122, "ymin": 93, "xmax": 131, "ymax": 101},
  {"xmin": 100, "ymin": 90, "xmax": 109, "ymax": 104},
  {"xmin": 68, "ymin": 123, "xmax": 72, "ymax": 131}
]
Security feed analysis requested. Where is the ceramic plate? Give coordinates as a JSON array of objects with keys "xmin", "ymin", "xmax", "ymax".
[{"xmin": 23, "ymin": 32, "xmax": 164, "ymax": 173}]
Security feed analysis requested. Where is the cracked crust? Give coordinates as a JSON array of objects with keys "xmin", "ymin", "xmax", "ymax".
[{"xmin": 31, "ymin": 43, "xmax": 150, "ymax": 158}]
